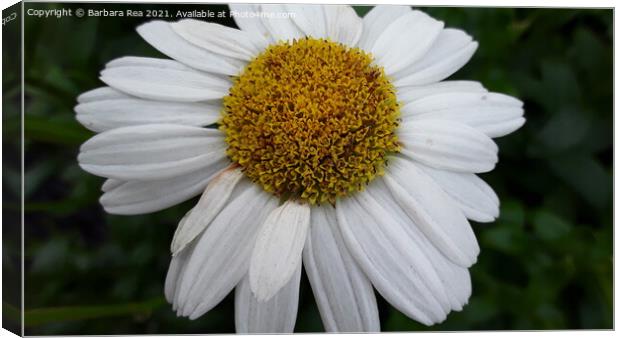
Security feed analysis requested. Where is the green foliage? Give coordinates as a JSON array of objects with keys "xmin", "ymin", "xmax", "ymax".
[
  {"xmin": 24, "ymin": 298, "xmax": 166, "ymax": 326},
  {"xmin": 14, "ymin": 3, "xmax": 612, "ymax": 334}
]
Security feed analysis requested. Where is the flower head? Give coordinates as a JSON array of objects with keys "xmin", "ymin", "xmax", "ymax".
[
  {"xmin": 222, "ymin": 37, "xmax": 400, "ymax": 204},
  {"xmin": 76, "ymin": 4, "xmax": 524, "ymax": 333}
]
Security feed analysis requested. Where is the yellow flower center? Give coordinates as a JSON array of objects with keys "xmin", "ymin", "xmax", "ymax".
[{"xmin": 221, "ymin": 38, "xmax": 400, "ymax": 205}]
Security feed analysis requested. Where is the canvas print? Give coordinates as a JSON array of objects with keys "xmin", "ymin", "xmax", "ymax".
[{"xmin": 2, "ymin": 1, "xmax": 613, "ymax": 335}]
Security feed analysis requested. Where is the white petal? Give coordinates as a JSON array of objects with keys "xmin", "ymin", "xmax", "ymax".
[
  {"xmin": 384, "ymin": 158, "xmax": 480, "ymax": 267},
  {"xmin": 77, "ymin": 86, "xmax": 125, "ymax": 103},
  {"xmin": 403, "ymin": 87, "xmax": 509, "ymax": 112},
  {"xmin": 100, "ymin": 63, "xmax": 230, "ymax": 102},
  {"xmin": 371, "ymin": 10, "xmax": 444, "ymax": 75},
  {"xmin": 165, "ymin": 241, "xmax": 195, "ymax": 305},
  {"xmin": 105, "ymin": 56, "xmax": 190, "ymax": 70},
  {"xmin": 260, "ymin": 4, "xmax": 304, "ymax": 42},
  {"xmin": 229, "ymin": 4, "xmax": 273, "ymax": 43},
  {"xmin": 171, "ymin": 168, "xmax": 244, "ymax": 255},
  {"xmin": 324, "ymin": 5, "xmax": 363, "ymax": 46},
  {"xmin": 78, "ymin": 124, "xmax": 227, "ymax": 181},
  {"xmin": 249, "ymin": 201, "xmax": 310, "ymax": 302},
  {"xmin": 394, "ymin": 29, "xmax": 478, "ymax": 86},
  {"xmin": 417, "ymin": 164, "xmax": 499, "ymax": 223},
  {"xmin": 101, "ymin": 178, "xmax": 123, "ymax": 192},
  {"xmin": 171, "ymin": 19, "xmax": 267, "ymax": 61},
  {"xmin": 402, "ymin": 92, "xmax": 525, "ymax": 138},
  {"xmin": 235, "ymin": 265, "xmax": 301, "ymax": 333},
  {"xmin": 399, "ymin": 119, "xmax": 498, "ymax": 173},
  {"xmin": 100, "ymin": 160, "xmax": 229, "ymax": 215},
  {"xmin": 174, "ymin": 183, "xmax": 278, "ymax": 319},
  {"xmin": 285, "ymin": 4, "xmax": 326, "ymax": 38},
  {"xmin": 304, "ymin": 206, "xmax": 379, "ymax": 332},
  {"xmin": 336, "ymin": 191, "xmax": 449, "ymax": 325},
  {"xmin": 396, "ymin": 80, "xmax": 487, "ymax": 103},
  {"xmin": 75, "ymin": 95, "xmax": 222, "ymax": 132},
  {"xmin": 432, "ymin": 260, "xmax": 471, "ymax": 312},
  {"xmin": 357, "ymin": 5, "xmax": 410, "ymax": 51},
  {"xmin": 368, "ymin": 181, "xmax": 472, "ymax": 311},
  {"xmin": 137, "ymin": 20, "xmax": 246, "ymax": 75}
]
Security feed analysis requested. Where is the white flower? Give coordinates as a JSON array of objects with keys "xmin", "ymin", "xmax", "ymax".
[{"xmin": 76, "ymin": 4, "xmax": 524, "ymax": 333}]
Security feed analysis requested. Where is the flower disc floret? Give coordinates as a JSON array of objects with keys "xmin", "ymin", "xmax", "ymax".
[{"xmin": 221, "ymin": 38, "xmax": 400, "ymax": 204}]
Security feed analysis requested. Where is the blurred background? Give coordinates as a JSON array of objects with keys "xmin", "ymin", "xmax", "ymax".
[{"xmin": 2, "ymin": 3, "xmax": 612, "ymax": 334}]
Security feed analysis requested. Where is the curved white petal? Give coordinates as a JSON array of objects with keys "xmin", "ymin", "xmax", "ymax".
[
  {"xmin": 100, "ymin": 60, "xmax": 230, "ymax": 102},
  {"xmin": 77, "ymin": 86, "xmax": 125, "ymax": 103},
  {"xmin": 105, "ymin": 56, "xmax": 191, "ymax": 70},
  {"xmin": 285, "ymin": 4, "xmax": 326, "ymax": 38},
  {"xmin": 324, "ymin": 5, "xmax": 363, "ymax": 46},
  {"xmin": 75, "ymin": 95, "xmax": 221, "ymax": 132},
  {"xmin": 417, "ymin": 163, "xmax": 499, "ymax": 223},
  {"xmin": 235, "ymin": 265, "xmax": 301, "ymax": 333},
  {"xmin": 384, "ymin": 158, "xmax": 480, "ymax": 267},
  {"xmin": 78, "ymin": 124, "xmax": 227, "ymax": 181},
  {"xmin": 336, "ymin": 190, "xmax": 450, "ymax": 325},
  {"xmin": 174, "ymin": 182, "xmax": 278, "ymax": 319},
  {"xmin": 137, "ymin": 20, "xmax": 246, "ymax": 75},
  {"xmin": 304, "ymin": 206, "xmax": 379, "ymax": 332},
  {"xmin": 171, "ymin": 167, "xmax": 245, "ymax": 256},
  {"xmin": 99, "ymin": 159, "xmax": 229, "ymax": 215},
  {"xmin": 399, "ymin": 119, "xmax": 498, "ymax": 173},
  {"xmin": 394, "ymin": 29, "xmax": 478, "ymax": 86},
  {"xmin": 406, "ymin": 86, "xmax": 517, "ymax": 112},
  {"xmin": 396, "ymin": 81, "xmax": 487, "ymax": 103},
  {"xmin": 171, "ymin": 19, "xmax": 267, "ymax": 61},
  {"xmin": 260, "ymin": 4, "xmax": 305, "ymax": 42},
  {"xmin": 368, "ymin": 180, "xmax": 472, "ymax": 311},
  {"xmin": 402, "ymin": 92, "xmax": 525, "ymax": 138},
  {"xmin": 357, "ymin": 5, "xmax": 410, "ymax": 51},
  {"xmin": 165, "ymin": 241, "xmax": 195, "ymax": 306},
  {"xmin": 229, "ymin": 4, "xmax": 273, "ymax": 43},
  {"xmin": 101, "ymin": 178, "xmax": 123, "ymax": 192},
  {"xmin": 371, "ymin": 10, "xmax": 444, "ymax": 75},
  {"xmin": 431, "ymin": 259, "xmax": 471, "ymax": 311},
  {"xmin": 250, "ymin": 201, "xmax": 310, "ymax": 302}
]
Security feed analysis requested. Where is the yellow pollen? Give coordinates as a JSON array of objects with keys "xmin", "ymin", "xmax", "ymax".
[{"xmin": 220, "ymin": 38, "xmax": 400, "ymax": 205}]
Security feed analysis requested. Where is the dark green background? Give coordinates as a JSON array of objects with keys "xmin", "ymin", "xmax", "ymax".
[{"xmin": 3, "ymin": 3, "xmax": 613, "ymax": 334}]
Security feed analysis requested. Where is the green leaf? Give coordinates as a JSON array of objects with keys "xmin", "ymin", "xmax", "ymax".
[
  {"xmin": 535, "ymin": 107, "xmax": 590, "ymax": 153},
  {"xmin": 547, "ymin": 154, "xmax": 611, "ymax": 209},
  {"xmin": 25, "ymin": 297, "xmax": 166, "ymax": 327},
  {"xmin": 532, "ymin": 210, "xmax": 572, "ymax": 241},
  {"xmin": 539, "ymin": 61, "xmax": 581, "ymax": 110},
  {"xmin": 352, "ymin": 5, "xmax": 373, "ymax": 17},
  {"xmin": 499, "ymin": 199, "xmax": 526, "ymax": 226},
  {"xmin": 462, "ymin": 298, "xmax": 496, "ymax": 324},
  {"xmin": 481, "ymin": 225, "xmax": 526, "ymax": 255},
  {"xmin": 24, "ymin": 115, "xmax": 91, "ymax": 145}
]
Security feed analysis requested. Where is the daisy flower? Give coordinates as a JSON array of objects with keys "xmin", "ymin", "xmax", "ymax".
[{"xmin": 75, "ymin": 4, "xmax": 525, "ymax": 333}]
